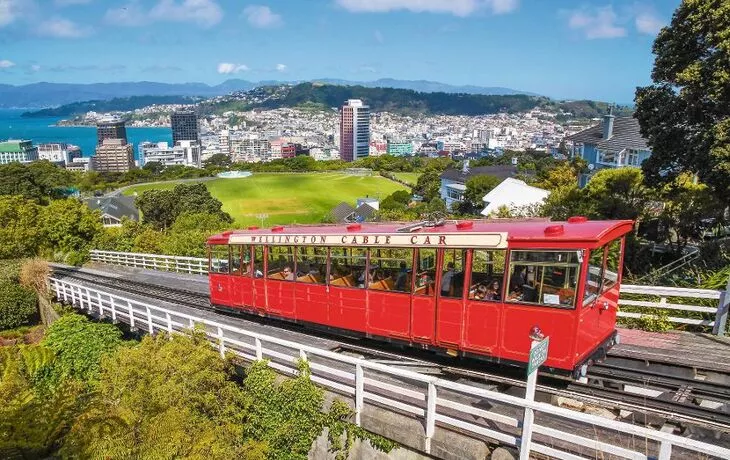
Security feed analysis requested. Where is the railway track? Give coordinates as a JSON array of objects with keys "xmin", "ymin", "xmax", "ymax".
[{"xmin": 51, "ymin": 267, "xmax": 730, "ymax": 434}]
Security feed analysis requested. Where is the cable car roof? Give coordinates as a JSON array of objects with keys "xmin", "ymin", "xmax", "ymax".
[{"xmin": 208, "ymin": 218, "xmax": 634, "ymax": 248}]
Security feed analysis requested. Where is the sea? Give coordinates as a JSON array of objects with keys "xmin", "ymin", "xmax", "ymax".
[{"xmin": 0, "ymin": 108, "xmax": 172, "ymax": 161}]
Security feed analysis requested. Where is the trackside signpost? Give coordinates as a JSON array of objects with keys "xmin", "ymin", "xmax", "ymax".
[{"xmin": 519, "ymin": 336, "xmax": 549, "ymax": 460}]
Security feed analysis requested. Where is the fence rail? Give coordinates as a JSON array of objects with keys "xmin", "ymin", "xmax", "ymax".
[
  {"xmin": 90, "ymin": 250, "xmax": 730, "ymax": 336},
  {"xmin": 49, "ymin": 277, "xmax": 730, "ymax": 460}
]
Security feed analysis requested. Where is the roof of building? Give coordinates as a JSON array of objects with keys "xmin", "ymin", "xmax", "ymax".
[
  {"xmin": 354, "ymin": 203, "xmax": 377, "ymax": 221},
  {"xmin": 329, "ymin": 202, "xmax": 356, "ymax": 223},
  {"xmin": 85, "ymin": 196, "xmax": 139, "ymax": 221},
  {"xmin": 480, "ymin": 178, "xmax": 551, "ymax": 217},
  {"xmin": 566, "ymin": 117, "xmax": 649, "ymax": 153},
  {"xmin": 208, "ymin": 219, "xmax": 635, "ymax": 249},
  {"xmin": 440, "ymin": 165, "xmax": 518, "ymax": 184}
]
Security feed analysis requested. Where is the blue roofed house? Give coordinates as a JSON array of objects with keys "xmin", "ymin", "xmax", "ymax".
[{"xmin": 566, "ymin": 110, "xmax": 652, "ymax": 187}]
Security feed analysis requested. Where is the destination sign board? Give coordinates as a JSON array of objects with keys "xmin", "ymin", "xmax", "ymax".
[
  {"xmin": 228, "ymin": 232, "xmax": 508, "ymax": 249},
  {"xmin": 527, "ymin": 337, "xmax": 550, "ymax": 376}
]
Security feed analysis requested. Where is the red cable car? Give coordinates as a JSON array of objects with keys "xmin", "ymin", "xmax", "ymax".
[{"xmin": 207, "ymin": 218, "xmax": 633, "ymax": 377}]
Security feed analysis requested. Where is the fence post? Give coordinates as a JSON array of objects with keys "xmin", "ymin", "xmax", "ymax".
[
  {"xmin": 110, "ymin": 296, "xmax": 117, "ymax": 323},
  {"xmin": 218, "ymin": 326, "xmax": 225, "ymax": 358},
  {"xmin": 166, "ymin": 312, "xmax": 173, "ymax": 336},
  {"xmin": 146, "ymin": 306, "xmax": 154, "ymax": 335},
  {"xmin": 255, "ymin": 337, "xmax": 263, "ymax": 360},
  {"xmin": 425, "ymin": 382, "xmax": 437, "ymax": 454},
  {"xmin": 658, "ymin": 441, "xmax": 672, "ymax": 460},
  {"xmin": 355, "ymin": 361, "xmax": 364, "ymax": 427},
  {"xmin": 712, "ymin": 275, "xmax": 730, "ymax": 336},
  {"xmin": 97, "ymin": 291, "xmax": 104, "ymax": 317},
  {"xmin": 128, "ymin": 301, "xmax": 135, "ymax": 330}
]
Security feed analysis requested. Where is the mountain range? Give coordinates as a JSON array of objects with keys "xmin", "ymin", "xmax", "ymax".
[{"xmin": 0, "ymin": 79, "xmax": 536, "ymax": 109}]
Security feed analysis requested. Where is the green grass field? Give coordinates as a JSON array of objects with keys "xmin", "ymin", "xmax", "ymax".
[
  {"xmin": 123, "ymin": 173, "xmax": 408, "ymax": 227},
  {"xmin": 391, "ymin": 172, "xmax": 422, "ymax": 186}
]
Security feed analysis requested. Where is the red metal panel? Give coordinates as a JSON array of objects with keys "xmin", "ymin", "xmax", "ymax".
[
  {"xmin": 411, "ymin": 295, "xmax": 436, "ymax": 343},
  {"xmin": 266, "ymin": 280, "xmax": 296, "ymax": 318},
  {"xmin": 436, "ymin": 297, "xmax": 464, "ymax": 348},
  {"xmin": 294, "ymin": 283, "xmax": 329, "ymax": 324},
  {"xmin": 499, "ymin": 304, "xmax": 576, "ymax": 370},
  {"xmin": 576, "ymin": 286, "xmax": 618, "ymax": 363},
  {"xmin": 209, "ymin": 273, "xmax": 232, "ymax": 306},
  {"xmin": 328, "ymin": 286, "xmax": 367, "ymax": 333},
  {"xmin": 367, "ymin": 290, "xmax": 411, "ymax": 339},
  {"xmin": 252, "ymin": 278, "xmax": 267, "ymax": 313},
  {"xmin": 463, "ymin": 300, "xmax": 501, "ymax": 354},
  {"xmin": 232, "ymin": 275, "xmax": 254, "ymax": 310}
]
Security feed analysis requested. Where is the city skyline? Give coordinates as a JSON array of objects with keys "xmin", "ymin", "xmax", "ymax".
[{"xmin": 0, "ymin": 0, "xmax": 678, "ymax": 102}]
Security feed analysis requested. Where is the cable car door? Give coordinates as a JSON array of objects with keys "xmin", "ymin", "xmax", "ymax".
[
  {"xmin": 435, "ymin": 249, "xmax": 467, "ymax": 349},
  {"xmin": 411, "ymin": 248, "xmax": 437, "ymax": 343}
]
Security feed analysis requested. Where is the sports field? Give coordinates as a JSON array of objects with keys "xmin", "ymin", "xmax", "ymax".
[
  {"xmin": 123, "ymin": 172, "xmax": 408, "ymax": 227},
  {"xmin": 392, "ymin": 172, "xmax": 422, "ymax": 186}
]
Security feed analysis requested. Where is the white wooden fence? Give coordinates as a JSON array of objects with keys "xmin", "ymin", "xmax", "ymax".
[
  {"xmin": 89, "ymin": 250, "xmax": 730, "ymax": 336},
  {"xmin": 49, "ymin": 277, "xmax": 730, "ymax": 460}
]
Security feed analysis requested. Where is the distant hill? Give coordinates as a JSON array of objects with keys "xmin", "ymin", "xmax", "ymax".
[
  {"xmin": 21, "ymin": 95, "xmax": 203, "ymax": 118},
  {"xmin": 0, "ymin": 78, "xmax": 535, "ymax": 109},
  {"xmin": 201, "ymin": 83, "xmax": 547, "ymax": 116}
]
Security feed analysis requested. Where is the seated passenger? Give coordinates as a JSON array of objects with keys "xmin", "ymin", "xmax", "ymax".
[
  {"xmin": 487, "ymin": 280, "xmax": 501, "ymax": 301},
  {"xmin": 473, "ymin": 284, "xmax": 488, "ymax": 300},
  {"xmin": 395, "ymin": 261, "xmax": 409, "ymax": 291},
  {"xmin": 282, "ymin": 265, "xmax": 295, "ymax": 281}
]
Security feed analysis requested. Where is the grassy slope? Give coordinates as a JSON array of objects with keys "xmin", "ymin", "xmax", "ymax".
[
  {"xmin": 391, "ymin": 172, "xmax": 422, "ymax": 186},
  {"xmin": 124, "ymin": 173, "xmax": 407, "ymax": 227}
]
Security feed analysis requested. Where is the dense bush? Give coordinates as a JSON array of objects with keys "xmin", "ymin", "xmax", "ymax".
[{"xmin": 0, "ymin": 280, "xmax": 38, "ymax": 330}]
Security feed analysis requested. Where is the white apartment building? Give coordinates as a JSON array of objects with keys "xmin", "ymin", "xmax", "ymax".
[
  {"xmin": 139, "ymin": 141, "xmax": 201, "ymax": 168},
  {"xmin": 37, "ymin": 143, "xmax": 82, "ymax": 165}
]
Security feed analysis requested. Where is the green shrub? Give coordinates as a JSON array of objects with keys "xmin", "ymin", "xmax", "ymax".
[{"xmin": 0, "ymin": 281, "xmax": 38, "ymax": 330}]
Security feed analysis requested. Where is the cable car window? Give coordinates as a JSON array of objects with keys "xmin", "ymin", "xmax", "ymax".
[
  {"xmin": 367, "ymin": 248, "xmax": 413, "ymax": 292},
  {"xmin": 231, "ymin": 245, "xmax": 248, "ymax": 275},
  {"xmin": 507, "ymin": 251, "xmax": 580, "ymax": 308},
  {"xmin": 329, "ymin": 247, "xmax": 366, "ymax": 289},
  {"xmin": 583, "ymin": 246, "xmax": 605, "ymax": 305},
  {"xmin": 252, "ymin": 246, "xmax": 264, "ymax": 278},
  {"xmin": 295, "ymin": 246, "xmax": 327, "ymax": 284},
  {"xmin": 209, "ymin": 245, "xmax": 230, "ymax": 274},
  {"xmin": 469, "ymin": 250, "xmax": 506, "ymax": 301},
  {"xmin": 441, "ymin": 249, "xmax": 466, "ymax": 298},
  {"xmin": 414, "ymin": 248, "xmax": 437, "ymax": 297},
  {"xmin": 602, "ymin": 239, "xmax": 622, "ymax": 292},
  {"xmin": 267, "ymin": 246, "xmax": 296, "ymax": 281}
]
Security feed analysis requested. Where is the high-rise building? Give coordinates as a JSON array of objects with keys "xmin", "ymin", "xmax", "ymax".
[
  {"xmin": 37, "ymin": 143, "xmax": 82, "ymax": 165},
  {"xmin": 96, "ymin": 119, "xmax": 128, "ymax": 146},
  {"xmin": 95, "ymin": 139, "xmax": 134, "ymax": 173},
  {"xmin": 139, "ymin": 141, "xmax": 201, "ymax": 168},
  {"xmin": 0, "ymin": 140, "xmax": 38, "ymax": 164},
  {"xmin": 171, "ymin": 110, "xmax": 199, "ymax": 144},
  {"xmin": 339, "ymin": 99, "xmax": 370, "ymax": 162}
]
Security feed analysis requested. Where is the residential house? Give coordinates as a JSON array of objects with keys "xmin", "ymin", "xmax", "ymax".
[
  {"xmin": 566, "ymin": 109, "xmax": 651, "ymax": 187},
  {"xmin": 480, "ymin": 178, "xmax": 550, "ymax": 217},
  {"xmin": 439, "ymin": 164, "xmax": 518, "ymax": 208},
  {"xmin": 86, "ymin": 196, "xmax": 140, "ymax": 227}
]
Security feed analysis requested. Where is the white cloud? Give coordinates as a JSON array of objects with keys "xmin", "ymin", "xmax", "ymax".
[
  {"xmin": 0, "ymin": 0, "xmax": 32, "ymax": 27},
  {"xmin": 567, "ymin": 6, "xmax": 626, "ymax": 39},
  {"xmin": 335, "ymin": 0, "xmax": 518, "ymax": 17},
  {"xmin": 0, "ymin": 59, "xmax": 15, "ymax": 68},
  {"xmin": 105, "ymin": 4, "xmax": 148, "ymax": 26},
  {"xmin": 243, "ymin": 5, "xmax": 282, "ymax": 28},
  {"xmin": 275, "ymin": 63, "xmax": 287, "ymax": 72},
  {"xmin": 150, "ymin": 0, "xmax": 223, "ymax": 28},
  {"xmin": 37, "ymin": 17, "xmax": 91, "ymax": 38},
  {"xmin": 218, "ymin": 62, "xmax": 249, "ymax": 74},
  {"xmin": 635, "ymin": 12, "xmax": 665, "ymax": 35},
  {"xmin": 30, "ymin": 64, "xmax": 41, "ymax": 71},
  {"xmin": 55, "ymin": 0, "xmax": 93, "ymax": 5}
]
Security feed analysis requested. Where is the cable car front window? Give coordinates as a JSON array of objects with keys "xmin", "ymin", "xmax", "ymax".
[
  {"xmin": 602, "ymin": 238, "xmax": 622, "ymax": 292},
  {"xmin": 583, "ymin": 246, "xmax": 605, "ymax": 306},
  {"xmin": 506, "ymin": 250, "xmax": 580, "ymax": 308},
  {"xmin": 209, "ymin": 245, "xmax": 230, "ymax": 274}
]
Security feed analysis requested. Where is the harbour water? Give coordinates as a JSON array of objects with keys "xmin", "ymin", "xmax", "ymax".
[{"xmin": 0, "ymin": 109, "xmax": 172, "ymax": 161}]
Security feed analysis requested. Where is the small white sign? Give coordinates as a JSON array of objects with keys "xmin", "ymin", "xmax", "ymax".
[{"xmin": 543, "ymin": 293, "xmax": 560, "ymax": 305}]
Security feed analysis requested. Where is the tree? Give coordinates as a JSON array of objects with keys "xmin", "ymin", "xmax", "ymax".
[
  {"xmin": 40, "ymin": 199, "xmax": 104, "ymax": 264},
  {"xmin": 380, "ymin": 190, "xmax": 411, "ymax": 211},
  {"xmin": 0, "ymin": 281, "xmax": 37, "ymax": 330},
  {"xmin": 634, "ymin": 0, "xmax": 730, "ymax": 204},
  {"xmin": 135, "ymin": 189, "xmax": 178, "ymax": 229},
  {"xmin": 0, "ymin": 196, "xmax": 44, "ymax": 259},
  {"xmin": 60, "ymin": 333, "xmax": 264, "ymax": 459},
  {"xmin": 136, "ymin": 183, "xmax": 232, "ymax": 230},
  {"xmin": 583, "ymin": 168, "xmax": 651, "ymax": 220},
  {"xmin": 203, "ymin": 153, "xmax": 232, "ymax": 169},
  {"xmin": 462, "ymin": 175, "xmax": 501, "ymax": 214},
  {"xmin": 142, "ymin": 161, "xmax": 166, "ymax": 175},
  {"xmin": 161, "ymin": 212, "xmax": 231, "ymax": 257},
  {"xmin": 532, "ymin": 162, "xmax": 578, "ymax": 191}
]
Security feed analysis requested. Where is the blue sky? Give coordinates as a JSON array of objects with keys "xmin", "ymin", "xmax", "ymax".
[{"xmin": 0, "ymin": 0, "xmax": 679, "ymax": 101}]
